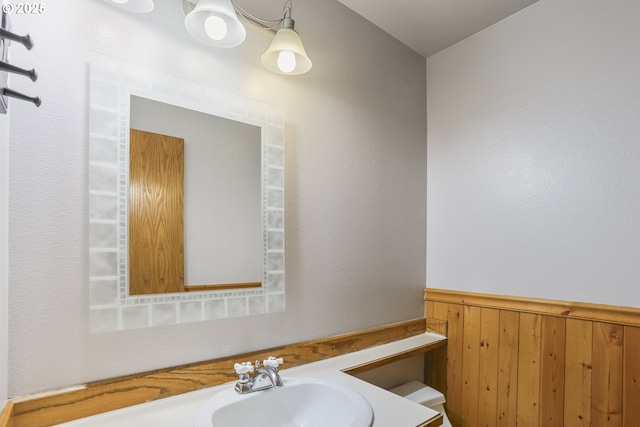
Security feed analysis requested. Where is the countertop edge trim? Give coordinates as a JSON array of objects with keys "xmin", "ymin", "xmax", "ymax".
[
  {"xmin": 342, "ymin": 340, "xmax": 447, "ymax": 376},
  {"xmin": 10, "ymin": 317, "xmax": 428, "ymax": 427}
]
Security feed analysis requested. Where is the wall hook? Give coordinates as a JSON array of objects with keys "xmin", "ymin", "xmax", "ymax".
[
  {"xmin": 0, "ymin": 60, "xmax": 37, "ymax": 81},
  {"xmin": 0, "ymin": 10, "xmax": 40, "ymax": 113},
  {"xmin": 2, "ymin": 87, "xmax": 41, "ymax": 107},
  {"xmin": 0, "ymin": 27, "xmax": 33, "ymax": 50}
]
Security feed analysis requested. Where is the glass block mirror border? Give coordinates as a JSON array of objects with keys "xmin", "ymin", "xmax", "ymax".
[{"xmin": 88, "ymin": 54, "xmax": 285, "ymax": 332}]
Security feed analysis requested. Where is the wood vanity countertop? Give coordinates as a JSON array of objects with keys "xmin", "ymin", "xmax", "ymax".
[{"xmin": 52, "ymin": 333, "xmax": 446, "ymax": 427}]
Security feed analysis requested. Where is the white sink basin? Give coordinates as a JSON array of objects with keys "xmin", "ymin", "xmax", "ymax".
[{"xmin": 194, "ymin": 377, "xmax": 374, "ymax": 427}]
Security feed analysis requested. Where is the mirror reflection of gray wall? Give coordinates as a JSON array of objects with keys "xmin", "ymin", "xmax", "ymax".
[{"xmin": 130, "ymin": 96, "xmax": 262, "ymax": 286}]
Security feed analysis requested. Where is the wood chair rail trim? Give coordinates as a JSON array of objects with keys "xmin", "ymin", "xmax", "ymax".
[{"xmin": 425, "ymin": 288, "xmax": 640, "ymax": 327}]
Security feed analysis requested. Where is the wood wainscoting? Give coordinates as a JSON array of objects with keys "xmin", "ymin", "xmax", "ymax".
[{"xmin": 425, "ymin": 288, "xmax": 640, "ymax": 427}]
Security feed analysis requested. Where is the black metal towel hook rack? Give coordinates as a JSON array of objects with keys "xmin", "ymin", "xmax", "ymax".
[{"xmin": 0, "ymin": 10, "xmax": 41, "ymax": 114}]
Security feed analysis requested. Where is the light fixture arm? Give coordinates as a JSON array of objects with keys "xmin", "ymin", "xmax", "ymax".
[
  {"xmin": 228, "ymin": 0, "xmax": 293, "ymax": 32},
  {"xmin": 283, "ymin": 0, "xmax": 292, "ymax": 20}
]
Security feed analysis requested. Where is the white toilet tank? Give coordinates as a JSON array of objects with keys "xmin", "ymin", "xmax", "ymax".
[{"xmin": 389, "ymin": 381, "xmax": 452, "ymax": 427}]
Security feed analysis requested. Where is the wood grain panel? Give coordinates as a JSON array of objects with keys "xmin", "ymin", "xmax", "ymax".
[
  {"xmin": 539, "ymin": 315, "xmax": 566, "ymax": 427},
  {"xmin": 564, "ymin": 318, "xmax": 592, "ymax": 427},
  {"xmin": 477, "ymin": 308, "xmax": 500, "ymax": 427},
  {"xmin": 461, "ymin": 305, "xmax": 481, "ymax": 426},
  {"xmin": 426, "ymin": 300, "xmax": 435, "ymax": 318},
  {"xmin": 11, "ymin": 318, "xmax": 427, "ymax": 427},
  {"xmin": 516, "ymin": 312, "xmax": 541, "ymax": 427},
  {"xmin": 623, "ymin": 326, "xmax": 640, "ymax": 427},
  {"xmin": 425, "ymin": 288, "xmax": 640, "ymax": 427},
  {"xmin": 591, "ymin": 322, "xmax": 623, "ymax": 426},
  {"xmin": 424, "ymin": 345, "xmax": 448, "ymax": 397},
  {"xmin": 0, "ymin": 401, "xmax": 13, "ymax": 427},
  {"xmin": 432, "ymin": 302, "xmax": 449, "ymax": 326},
  {"xmin": 424, "ymin": 302, "xmax": 449, "ymax": 393},
  {"xmin": 496, "ymin": 310, "xmax": 519, "ymax": 427},
  {"xmin": 446, "ymin": 304, "xmax": 464, "ymax": 427},
  {"xmin": 129, "ymin": 129, "xmax": 185, "ymax": 295}
]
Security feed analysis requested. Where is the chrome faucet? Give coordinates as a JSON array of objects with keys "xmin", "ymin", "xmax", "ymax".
[{"xmin": 234, "ymin": 357, "xmax": 284, "ymax": 394}]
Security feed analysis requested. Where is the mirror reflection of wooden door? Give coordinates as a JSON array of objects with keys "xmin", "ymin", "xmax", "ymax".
[{"xmin": 129, "ymin": 129, "xmax": 184, "ymax": 295}]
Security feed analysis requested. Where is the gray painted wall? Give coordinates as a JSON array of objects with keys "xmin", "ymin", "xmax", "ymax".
[
  {"xmin": 7, "ymin": 0, "xmax": 426, "ymax": 396},
  {"xmin": 427, "ymin": 0, "xmax": 640, "ymax": 307}
]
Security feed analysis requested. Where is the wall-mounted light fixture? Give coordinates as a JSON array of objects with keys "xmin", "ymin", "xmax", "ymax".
[
  {"xmin": 260, "ymin": 9, "xmax": 312, "ymax": 75},
  {"xmin": 103, "ymin": 0, "xmax": 312, "ymax": 75},
  {"xmin": 184, "ymin": 0, "xmax": 312, "ymax": 75}
]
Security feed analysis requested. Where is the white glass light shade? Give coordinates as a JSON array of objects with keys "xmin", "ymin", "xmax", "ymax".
[
  {"xmin": 103, "ymin": 0, "xmax": 154, "ymax": 13},
  {"xmin": 184, "ymin": 0, "xmax": 246, "ymax": 48},
  {"xmin": 261, "ymin": 28, "xmax": 312, "ymax": 75}
]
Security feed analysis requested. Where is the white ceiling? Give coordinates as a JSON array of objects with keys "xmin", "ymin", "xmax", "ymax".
[{"xmin": 336, "ymin": 0, "xmax": 539, "ymax": 58}]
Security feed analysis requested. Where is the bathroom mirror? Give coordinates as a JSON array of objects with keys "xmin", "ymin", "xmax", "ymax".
[
  {"xmin": 88, "ymin": 54, "xmax": 285, "ymax": 332},
  {"xmin": 128, "ymin": 96, "xmax": 262, "ymax": 294}
]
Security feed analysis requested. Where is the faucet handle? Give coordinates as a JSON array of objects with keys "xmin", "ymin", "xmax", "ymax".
[
  {"xmin": 234, "ymin": 361, "xmax": 255, "ymax": 375},
  {"xmin": 263, "ymin": 356, "xmax": 284, "ymax": 369}
]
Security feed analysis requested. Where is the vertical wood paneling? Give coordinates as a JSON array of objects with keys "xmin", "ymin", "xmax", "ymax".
[
  {"xmin": 564, "ymin": 319, "xmax": 593, "ymax": 427},
  {"xmin": 591, "ymin": 322, "xmax": 624, "ymax": 426},
  {"xmin": 446, "ymin": 304, "xmax": 464, "ymax": 427},
  {"xmin": 425, "ymin": 290, "xmax": 640, "ymax": 427},
  {"xmin": 496, "ymin": 310, "xmax": 519, "ymax": 427},
  {"xmin": 433, "ymin": 302, "xmax": 450, "ymax": 393},
  {"xmin": 432, "ymin": 302, "xmax": 449, "ymax": 326},
  {"xmin": 426, "ymin": 300, "xmax": 435, "ymax": 318},
  {"xmin": 622, "ymin": 326, "xmax": 640, "ymax": 427},
  {"xmin": 425, "ymin": 302, "xmax": 449, "ymax": 393},
  {"xmin": 461, "ymin": 305, "xmax": 481, "ymax": 426},
  {"xmin": 540, "ymin": 316, "xmax": 566, "ymax": 427},
  {"xmin": 516, "ymin": 312, "xmax": 541, "ymax": 426},
  {"xmin": 591, "ymin": 322, "xmax": 624, "ymax": 427},
  {"xmin": 424, "ymin": 345, "xmax": 448, "ymax": 395},
  {"xmin": 477, "ymin": 308, "xmax": 500, "ymax": 427}
]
